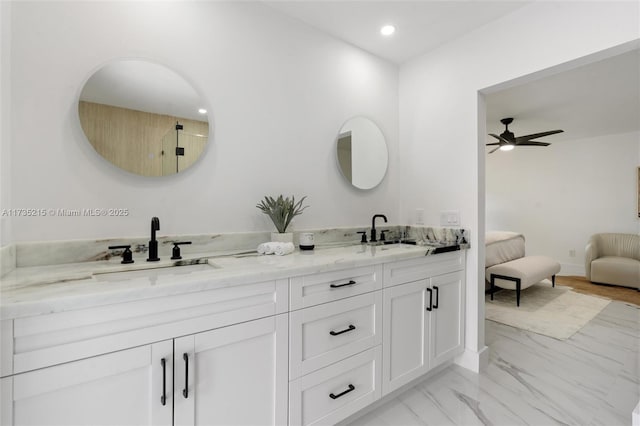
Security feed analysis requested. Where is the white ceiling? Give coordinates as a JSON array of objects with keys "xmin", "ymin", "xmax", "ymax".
[
  {"xmin": 264, "ymin": 1, "xmax": 530, "ymax": 64},
  {"xmin": 486, "ymin": 49, "xmax": 640, "ymax": 144},
  {"xmin": 264, "ymin": 1, "xmax": 639, "ymax": 145},
  {"xmin": 80, "ymin": 60, "xmax": 207, "ymax": 122}
]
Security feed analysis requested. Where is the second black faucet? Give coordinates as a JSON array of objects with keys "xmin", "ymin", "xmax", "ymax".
[{"xmin": 370, "ymin": 214, "xmax": 388, "ymax": 243}]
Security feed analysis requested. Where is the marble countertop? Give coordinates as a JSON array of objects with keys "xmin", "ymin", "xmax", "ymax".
[{"xmin": 0, "ymin": 242, "xmax": 466, "ymax": 320}]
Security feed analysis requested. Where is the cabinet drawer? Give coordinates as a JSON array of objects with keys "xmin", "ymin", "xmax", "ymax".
[
  {"xmin": 289, "ymin": 292, "xmax": 382, "ymax": 379},
  {"xmin": 289, "ymin": 346, "xmax": 381, "ymax": 426},
  {"xmin": 8, "ymin": 279, "xmax": 288, "ymax": 375},
  {"xmin": 290, "ymin": 265, "xmax": 382, "ymax": 310},
  {"xmin": 383, "ymin": 251, "xmax": 465, "ymax": 288}
]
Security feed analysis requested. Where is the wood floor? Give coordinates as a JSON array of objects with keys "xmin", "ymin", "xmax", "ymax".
[{"xmin": 556, "ymin": 275, "xmax": 640, "ymax": 306}]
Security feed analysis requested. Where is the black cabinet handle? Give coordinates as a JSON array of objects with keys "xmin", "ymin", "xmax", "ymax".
[
  {"xmin": 160, "ymin": 358, "xmax": 167, "ymax": 406},
  {"xmin": 329, "ymin": 324, "xmax": 356, "ymax": 336},
  {"xmin": 330, "ymin": 280, "xmax": 356, "ymax": 289},
  {"xmin": 426, "ymin": 288, "xmax": 433, "ymax": 311},
  {"xmin": 182, "ymin": 353, "xmax": 189, "ymax": 399},
  {"xmin": 329, "ymin": 384, "xmax": 355, "ymax": 400},
  {"xmin": 433, "ymin": 286, "xmax": 439, "ymax": 309}
]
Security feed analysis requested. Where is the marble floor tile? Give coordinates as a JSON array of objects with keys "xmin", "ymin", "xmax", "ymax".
[{"xmin": 346, "ymin": 301, "xmax": 639, "ymax": 426}]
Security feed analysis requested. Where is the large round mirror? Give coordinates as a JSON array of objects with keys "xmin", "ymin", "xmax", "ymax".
[
  {"xmin": 78, "ymin": 59, "xmax": 209, "ymax": 177},
  {"xmin": 335, "ymin": 117, "xmax": 388, "ymax": 190}
]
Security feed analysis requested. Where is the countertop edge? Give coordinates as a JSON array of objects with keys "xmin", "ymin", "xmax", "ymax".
[{"xmin": 1, "ymin": 243, "xmax": 468, "ymax": 320}]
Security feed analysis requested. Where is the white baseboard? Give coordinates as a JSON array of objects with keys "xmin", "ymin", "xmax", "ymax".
[
  {"xmin": 454, "ymin": 345, "xmax": 489, "ymax": 373},
  {"xmin": 559, "ymin": 262, "xmax": 585, "ymax": 277},
  {"xmin": 336, "ymin": 361, "xmax": 452, "ymax": 425}
]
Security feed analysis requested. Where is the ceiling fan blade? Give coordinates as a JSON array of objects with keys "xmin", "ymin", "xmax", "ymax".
[
  {"xmin": 485, "ymin": 142, "xmax": 501, "ymax": 146},
  {"xmin": 515, "ymin": 129, "xmax": 563, "ymax": 143},
  {"xmin": 517, "ymin": 141, "xmax": 551, "ymax": 146},
  {"xmin": 488, "ymin": 133, "xmax": 511, "ymax": 144},
  {"xmin": 488, "ymin": 146, "xmax": 501, "ymax": 154}
]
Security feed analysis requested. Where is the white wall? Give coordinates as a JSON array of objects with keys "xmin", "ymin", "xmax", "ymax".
[
  {"xmin": 487, "ymin": 131, "xmax": 640, "ymax": 276},
  {"xmin": 0, "ymin": 1, "xmax": 12, "ymax": 246},
  {"xmin": 6, "ymin": 1, "xmax": 399, "ymax": 242},
  {"xmin": 399, "ymin": 1, "xmax": 639, "ymax": 368}
]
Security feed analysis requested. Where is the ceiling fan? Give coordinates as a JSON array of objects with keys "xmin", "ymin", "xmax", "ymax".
[{"xmin": 487, "ymin": 117, "xmax": 563, "ymax": 154}]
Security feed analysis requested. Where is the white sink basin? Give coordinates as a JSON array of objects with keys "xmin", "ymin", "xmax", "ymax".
[{"xmin": 93, "ymin": 262, "xmax": 220, "ymax": 283}]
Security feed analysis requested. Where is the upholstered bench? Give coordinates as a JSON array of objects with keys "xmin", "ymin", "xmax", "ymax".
[{"xmin": 486, "ymin": 255, "xmax": 561, "ymax": 306}]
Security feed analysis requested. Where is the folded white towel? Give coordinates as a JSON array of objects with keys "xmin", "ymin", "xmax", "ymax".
[
  {"xmin": 274, "ymin": 242, "xmax": 294, "ymax": 256},
  {"xmin": 265, "ymin": 243, "xmax": 276, "ymax": 255},
  {"xmin": 257, "ymin": 242, "xmax": 295, "ymax": 256},
  {"xmin": 258, "ymin": 243, "xmax": 275, "ymax": 254}
]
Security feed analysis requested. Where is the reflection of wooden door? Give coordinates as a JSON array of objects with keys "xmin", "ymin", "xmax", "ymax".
[
  {"xmin": 161, "ymin": 122, "xmax": 208, "ymax": 176},
  {"xmin": 161, "ymin": 128, "xmax": 178, "ymax": 176},
  {"xmin": 337, "ymin": 132, "xmax": 352, "ymax": 182},
  {"xmin": 177, "ymin": 133, "xmax": 207, "ymax": 173},
  {"xmin": 79, "ymin": 100, "xmax": 208, "ymax": 177}
]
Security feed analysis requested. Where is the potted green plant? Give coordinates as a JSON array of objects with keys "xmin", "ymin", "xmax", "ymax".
[{"xmin": 256, "ymin": 195, "xmax": 308, "ymax": 243}]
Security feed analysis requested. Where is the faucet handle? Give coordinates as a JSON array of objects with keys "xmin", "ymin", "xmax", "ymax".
[
  {"xmin": 108, "ymin": 245, "xmax": 134, "ymax": 264},
  {"xmin": 356, "ymin": 231, "xmax": 367, "ymax": 244},
  {"xmin": 379, "ymin": 230, "xmax": 389, "ymax": 242},
  {"xmin": 171, "ymin": 241, "xmax": 192, "ymax": 260}
]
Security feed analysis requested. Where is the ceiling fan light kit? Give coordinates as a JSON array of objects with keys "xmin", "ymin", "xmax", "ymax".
[{"xmin": 487, "ymin": 117, "xmax": 563, "ymax": 154}]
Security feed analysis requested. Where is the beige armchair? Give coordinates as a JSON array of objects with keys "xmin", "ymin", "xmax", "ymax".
[{"xmin": 585, "ymin": 233, "xmax": 640, "ymax": 289}]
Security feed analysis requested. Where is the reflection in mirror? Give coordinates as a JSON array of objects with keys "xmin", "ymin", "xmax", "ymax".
[
  {"xmin": 78, "ymin": 60, "xmax": 209, "ymax": 177},
  {"xmin": 336, "ymin": 117, "xmax": 388, "ymax": 190}
]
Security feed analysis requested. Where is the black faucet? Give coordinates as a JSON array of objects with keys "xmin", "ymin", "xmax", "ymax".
[
  {"xmin": 370, "ymin": 214, "xmax": 388, "ymax": 243},
  {"xmin": 147, "ymin": 217, "xmax": 160, "ymax": 262}
]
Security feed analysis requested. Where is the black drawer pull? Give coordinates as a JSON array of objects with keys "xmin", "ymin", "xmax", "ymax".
[
  {"xmin": 182, "ymin": 353, "xmax": 189, "ymax": 399},
  {"xmin": 329, "ymin": 384, "xmax": 355, "ymax": 400},
  {"xmin": 160, "ymin": 358, "xmax": 167, "ymax": 406},
  {"xmin": 330, "ymin": 280, "xmax": 356, "ymax": 289},
  {"xmin": 426, "ymin": 288, "xmax": 433, "ymax": 311},
  {"xmin": 329, "ymin": 324, "xmax": 356, "ymax": 336},
  {"xmin": 433, "ymin": 286, "xmax": 439, "ymax": 309}
]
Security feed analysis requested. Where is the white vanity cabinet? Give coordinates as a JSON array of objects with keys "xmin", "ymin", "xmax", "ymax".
[
  {"xmin": 381, "ymin": 252, "xmax": 465, "ymax": 395},
  {"xmin": 2, "ymin": 315, "xmax": 288, "ymax": 426},
  {"xmin": 1, "ymin": 246, "xmax": 467, "ymax": 426},
  {"xmin": 1, "ymin": 340, "xmax": 174, "ymax": 426},
  {"xmin": 288, "ymin": 266, "xmax": 383, "ymax": 426},
  {"xmin": 1, "ymin": 278, "xmax": 289, "ymax": 426}
]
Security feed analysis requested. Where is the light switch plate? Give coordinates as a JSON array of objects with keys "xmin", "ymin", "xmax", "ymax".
[{"xmin": 440, "ymin": 210, "xmax": 460, "ymax": 226}]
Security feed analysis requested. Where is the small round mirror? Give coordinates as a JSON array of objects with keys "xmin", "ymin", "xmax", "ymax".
[
  {"xmin": 78, "ymin": 59, "xmax": 209, "ymax": 177},
  {"xmin": 335, "ymin": 117, "xmax": 388, "ymax": 190}
]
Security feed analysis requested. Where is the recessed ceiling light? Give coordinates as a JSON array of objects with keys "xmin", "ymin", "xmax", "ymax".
[
  {"xmin": 380, "ymin": 25, "xmax": 395, "ymax": 36},
  {"xmin": 198, "ymin": 108, "xmax": 207, "ymax": 114}
]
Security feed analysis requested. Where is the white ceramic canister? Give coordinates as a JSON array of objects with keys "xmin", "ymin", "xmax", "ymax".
[{"xmin": 299, "ymin": 232, "xmax": 315, "ymax": 250}]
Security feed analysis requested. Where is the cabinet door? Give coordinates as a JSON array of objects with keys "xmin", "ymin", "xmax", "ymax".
[
  {"xmin": 381, "ymin": 279, "xmax": 430, "ymax": 396},
  {"xmin": 174, "ymin": 314, "xmax": 288, "ymax": 426},
  {"xmin": 430, "ymin": 270, "xmax": 465, "ymax": 368},
  {"xmin": 2, "ymin": 340, "xmax": 173, "ymax": 426}
]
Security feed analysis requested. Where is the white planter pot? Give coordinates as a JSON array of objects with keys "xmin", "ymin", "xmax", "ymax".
[{"xmin": 271, "ymin": 232, "xmax": 293, "ymax": 243}]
